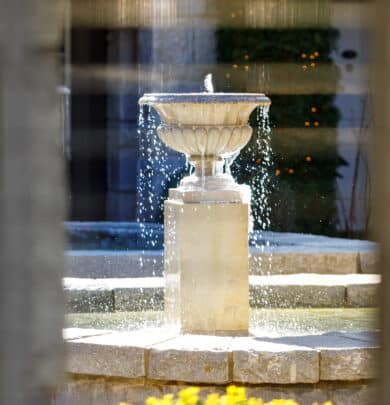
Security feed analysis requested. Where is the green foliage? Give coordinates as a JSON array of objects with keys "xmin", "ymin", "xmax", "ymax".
[
  {"xmin": 217, "ymin": 28, "xmax": 344, "ymax": 236},
  {"xmin": 217, "ymin": 28, "xmax": 339, "ymax": 63},
  {"xmin": 268, "ymin": 95, "xmax": 340, "ymax": 128}
]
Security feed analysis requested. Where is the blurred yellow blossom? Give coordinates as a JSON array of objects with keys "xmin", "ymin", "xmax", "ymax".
[
  {"xmin": 205, "ymin": 393, "xmax": 220, "ymax": 405},
  {"xmin": 248, "ymin": 398, "xmax": 264, "ymax": 405},
  {"xmin": 119, "ymin": 387, "xmax": 332, "ymax": 405},
  {"xmin": 146, "ymin": 397, "xmax": 159, "ymax": 405},
  {"xmin": 226, "ymin": 385, "xmax": 246, "ymax": 401},
  {"xmin": 178, "ymin": 387, "xmax": 200, "ymax": 399},
  {"xmin": 177, "ymin": 387, "xmax": 200, "ymax": 405}
]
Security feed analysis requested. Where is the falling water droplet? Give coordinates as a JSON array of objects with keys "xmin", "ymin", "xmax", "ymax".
[
  {"xmin": 250, "ymin": 105, "xmax": 274, "ymax": 281},
  {"xmin": 204, "ymin": 73, "xmax": 214, "ymax": 93}
]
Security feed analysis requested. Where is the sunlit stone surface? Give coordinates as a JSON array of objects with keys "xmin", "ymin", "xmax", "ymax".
[
  {"xmin": 164, "ymin": 200, "xmax": 249, "ymax": 334},
  {"xmin": 64, "ymin": 231, "xmax": 378, "ymax": 277},
  {"xmin": 63, "ymin": 274, "xmax": 381, "ymax": 313},
  {"xmin": 232, "ymin": 338, "xmax": 319, "ymax": 383},
  {"xmin": 61, "ymin": 328, "xmax": 379, "ymax": 383}
]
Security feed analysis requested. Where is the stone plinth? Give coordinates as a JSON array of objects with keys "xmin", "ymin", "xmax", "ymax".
[{"xmin": 164, "ymin": 197, "xmax": 249, "ymax": 335}]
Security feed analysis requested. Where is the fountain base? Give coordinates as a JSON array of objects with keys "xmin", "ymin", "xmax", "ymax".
[
  {"xmin": 61, "ymin": 326, "xmax": 378, "ymax": 405},
  {"xmin": 164, "ymin": 198, "xmax": 249, "ymax": 335},
  {"xmin": 169, "ymin": 183, "xmax": 251, "ymax": 204}
]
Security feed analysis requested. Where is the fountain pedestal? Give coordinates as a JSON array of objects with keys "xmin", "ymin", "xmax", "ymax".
[
  {"xmin": 139, "ymin": 93, "xmax": 270, "ymax": 335},
  {"xmin": 164, "ymin": 197, "xmax": 249, "ymax": 335}
]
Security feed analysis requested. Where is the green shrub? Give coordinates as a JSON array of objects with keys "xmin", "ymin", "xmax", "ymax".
[{"xmin": 217, "ymin": 28, "xmax": 346, "ymax": 236}]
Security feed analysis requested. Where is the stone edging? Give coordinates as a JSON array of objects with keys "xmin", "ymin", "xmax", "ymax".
[
  {"xmin": 64, "ymin": 328, "xmax": 379, "ymax": 384},
  {"xmin": 64, "ymin": 274, "xmax": 380, "ymax": 312},
  {"xmin": 65, "ymin": 250, "xmax": 378, "ymax": 278}
]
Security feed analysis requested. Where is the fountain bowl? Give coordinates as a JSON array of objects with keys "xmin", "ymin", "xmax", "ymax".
[
  {"xmin": 139, "ymin": 93, "xmax": 270, "ymax": 199},
  {"xmin": 139, "ymin": 93, "xmax": 270, "ymax": 157}
]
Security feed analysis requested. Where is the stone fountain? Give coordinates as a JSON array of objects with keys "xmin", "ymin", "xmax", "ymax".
[
  {"xmin": 60, "ymin": 93, "xmax": 379, "ymax": 405},
  {"xmin": 139, "ymin": 93, "xmax": 271, "ymax": 335}
]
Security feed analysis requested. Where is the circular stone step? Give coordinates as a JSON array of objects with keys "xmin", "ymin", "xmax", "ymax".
[
  {"xmin": 63, "ymin": 327, "xmax": 379, "ymax": 384},
  {"xmin": 64, "ymin": 274, "xmax": 380, "ymax": 312},
  {"xmin": 65, "ymin": 231, "xmax": 378, "ymax": 278}
]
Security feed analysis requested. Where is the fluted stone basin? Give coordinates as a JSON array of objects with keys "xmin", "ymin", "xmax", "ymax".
[{"xmin": 139, "ymin": 93, "xmax": 270, "ymax": 202}]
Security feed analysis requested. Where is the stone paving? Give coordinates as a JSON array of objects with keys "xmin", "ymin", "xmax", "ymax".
[
  {"xmin": 66, "ymin": 249, "xmax": 378, "ymax": 277},
  {"xmin": 64, "ymin": 274, "xmax": 380, "ymax": 312},
  {"xmin": 65, "ymin": 231, "xmax": 379, "ymax": 277},
  {"xmin": 64, "ymin": 327, "xmax": 379, "ymax": 384}
]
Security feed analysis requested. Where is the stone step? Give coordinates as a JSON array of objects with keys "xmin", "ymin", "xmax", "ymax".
[
  {"xmin": 64, "ymin": 274, "xmax": 380, "ymax": 312},
  {"xmin": 66, "ymin": 248, "xmax": 378, "ymax": 278},
  {"xmin": 66, "ymin": 229, "xmax": 379, "ymax": 277},
  {"xmin": 64, "ymin": 328, "xmax": 379, "ymax": 384}
]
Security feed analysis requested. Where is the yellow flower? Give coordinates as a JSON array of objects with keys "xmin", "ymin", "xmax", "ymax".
[
  {"xmin": 226, "ymin": 386, "xmax": 245, "ymax": 398},
  {"xmin": 178, "ymin": 387, "xmax": 200, "ymax": 399},
  {"xmin": 248, "ymin": 398, "xmax": 264, "ymax": 405},
  {"xmin": 159, "ymin": 394, "xmax": 174, "ymax": 405},
  {"xmin": 146, "ymin": 398, "xmax": 159, "ymax": 405},
  {"xmin": 220, "ymin": 395, "xmax": 235, "ymax": 405},
  {"xmin": 121, "ymin": 388, "xmax": 333, "ymax": 405},
  {"xmin": 226, "ymin": 386, "xmax": 235, "ymax": 396},
  {"xmin": 226, "ymin": 385, "xmax": 246, "ymax": 402},
  {"xmin": 205, "ymin": 393, "xmax": 220, "ymax": 405},
  {"xmin": 313, "ymin": 402, "xmax": 333, "ymax": 405},
  {"xmin": 178, "ymin": 387, "xmax": 200, "ymax": 405},
  {"xmin": 187, "ymin": 396, "xmax": 200, "ymax": 405}
]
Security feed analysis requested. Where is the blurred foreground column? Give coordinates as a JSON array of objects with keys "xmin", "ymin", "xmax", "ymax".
[
  {"xmin": 376, "ymin": 0, "xmax": 390, "ymax": 402},
  {"xmin": 0, "ymin": 1, "xmax": 66, "ymax": 403}
]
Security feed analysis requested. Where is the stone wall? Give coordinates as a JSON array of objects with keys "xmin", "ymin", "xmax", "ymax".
[{"xmin": 55, "ymin": 375, "xmax": 376, "ymax": 405}]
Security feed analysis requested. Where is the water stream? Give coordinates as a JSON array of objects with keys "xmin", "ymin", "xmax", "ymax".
[
  {"xmin": 250, "ymin": 104, "xmax": 274, "ymax": 282},
  {"xmin": 204, "ymin": 73, "xmax": 214, "ymax": 93}
]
